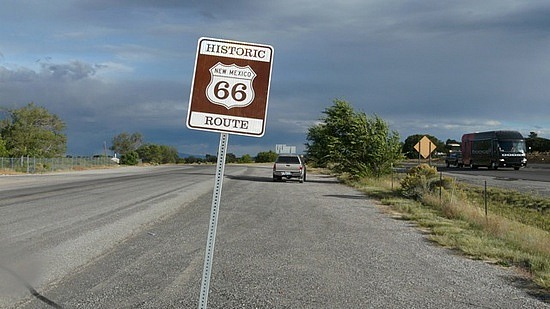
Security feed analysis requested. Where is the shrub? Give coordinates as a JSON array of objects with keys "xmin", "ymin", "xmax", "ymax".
[
  {"xmin": 121, "ymin": 151, "xmax": 139, "ymax": 165},
  {"xmin": 400, "ymin": 164, "xmax": 438, "ymax": 200}
]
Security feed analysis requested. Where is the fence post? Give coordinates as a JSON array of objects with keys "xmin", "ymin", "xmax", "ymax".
[
  {"xmin": 391, "ymin": 163, "xmax": 394, "ymax": 190},
  {"xmin": 484, "ymin": 180, "xmax": 488, "ymax": 223},
  {"xmin": 439, "ymin": 172, "xmax": 443, "ymax": 206}
]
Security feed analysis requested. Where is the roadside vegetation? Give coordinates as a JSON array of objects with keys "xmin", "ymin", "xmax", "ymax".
[
  {"xmin": 338, "ymin": 165, "xmax": 550, "ymax": 291},
  {"xmin": 0, "ymin": 103, "xmax": 261, "ymax": 170},
  {"xmin": 305, "ymin": 99, "xmax": 403, "ymax": 177},
  {"xmin": 1, "ymin": 103, "xmax": 67, "ymax": 158},
  {"xmin": 306, "ymin": 100, "xmax": 550, "ymax": 291}
]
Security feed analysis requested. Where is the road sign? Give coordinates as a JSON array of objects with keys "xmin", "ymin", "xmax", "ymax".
[
  {"xmin": 188, "ymin": 37, "xmax": 274, "ymax": 309},
  {"xmin": 275, "ymin": 144, "xmax": 296, "ymax": 154},
  {"xmin": 414, "ymin": 136, "xmax": 437, "ymax": 159},
  {"xmin": 187, "ymin": 37, "xmax": 274, "ymax": 137}
]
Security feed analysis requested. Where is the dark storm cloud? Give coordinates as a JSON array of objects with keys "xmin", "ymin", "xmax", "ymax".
[
  {"xmin": 0, "ymin": 66, "xmax": 37, "ymax": 82},
  {"xmin": 0, "ymin": 59, "xmax": 185, "ymax": 155},
  {"xmin": 0, "ymin": 1, "xmax": 548, "ymax": 156},
  {"xmin": 39, "ymin": 61, "xmax": 97, "ymax": 81}
]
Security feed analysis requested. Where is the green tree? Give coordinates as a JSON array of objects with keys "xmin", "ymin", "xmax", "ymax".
[
  {"xmin": 185, "ymin": 156, "xmax": 204, "ymax": 164},
  {"xmin": 205, "ymin": 154, "xmax": 217, "ymax": 163},
  {"xmin": 255, "ymin": 150, "xmax": 278, "ymax": 163},
  {"xmin": 160, "ymin": 145, "xmax": 179, "ymax": 163},
  {"xmin": 120, "ymin": 151, "xmax": 139, "ymax": 165},
  {"xmin": 226, "ymin": 153, "xmax": 237, "ymax": 164},
  {"xmin": 305, "ymin": 122, "xmax": 333, "ymax": 167},
  {"xmin": 306, "ymin": 99, "xmax": 402, "ymax": 178},
  {"xmin": 110, "ymin": 132, "xmax": 143, "ymax": 155},
  {"xmin": 1, "ymin": 103, "xmax": 67, "ymax": 157},
  {"xmin": 526, "ymin": 132, "xmax": 550, "ymax": 152},
  {"xmin": 238, "ymin": 154, "xmax": 253, "ymax": 163},
  {"xmin": 0, "ymin": 135, "xmax": 8, "ymax": 157},
  {"xmin": 136, "ymin": 144, "xmax": 179, "ymax": 164}
]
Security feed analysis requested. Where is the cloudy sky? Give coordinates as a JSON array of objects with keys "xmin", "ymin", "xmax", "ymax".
[{"xmin": 1, "ymin": 1, "xmax": 549, "ymax": 156}]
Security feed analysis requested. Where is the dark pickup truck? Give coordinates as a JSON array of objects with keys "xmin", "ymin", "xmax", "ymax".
[{"xmin": 445, "ymin": 151, "xmax": 463, "ymax": 168}]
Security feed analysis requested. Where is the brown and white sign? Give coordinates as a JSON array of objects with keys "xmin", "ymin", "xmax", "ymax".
[{"xmin": 187, "ymin": 37, "xmax": 274, "ymax": 137}]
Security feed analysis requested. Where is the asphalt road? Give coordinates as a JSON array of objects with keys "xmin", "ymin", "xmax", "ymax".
[
  {"xmin": 437, "ymin": 164, "xmax": 550, "ymax": 197},
  {"xmin": 0, "ymin": 165, "xmax": 548, "ymax": 308}
]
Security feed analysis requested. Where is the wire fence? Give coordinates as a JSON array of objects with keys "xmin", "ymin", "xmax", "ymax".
[{"xmin": 0, "ymin": 156, "xmax": 119, "ymax": 174}]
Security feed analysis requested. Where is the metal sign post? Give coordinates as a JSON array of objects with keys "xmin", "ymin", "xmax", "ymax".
[
  {"xmin": 199, "ymin": 133, "xmax": 229, "ymax": 309},
  {"xmin": 186, "ymin": 37, "xmax": 273, "ymax": 309}
]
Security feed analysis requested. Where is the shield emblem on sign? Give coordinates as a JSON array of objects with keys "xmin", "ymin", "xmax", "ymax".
[{"xmin": 206, "ymin": 62, "xmax": 256, "ymax": 109}]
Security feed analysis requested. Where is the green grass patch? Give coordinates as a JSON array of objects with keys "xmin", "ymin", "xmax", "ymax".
[
  {"xmin": 461, "ymin": 185, "xmax": 550, "ymax": 232},
  {"xmin": 344, "ymin": 172, "xmax": 550, "ymax": 290}
]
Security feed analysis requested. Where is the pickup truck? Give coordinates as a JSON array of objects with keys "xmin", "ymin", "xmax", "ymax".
[
  {"xmin": 273, "ymin": 154, "xmax": 306, "ymax": 183},
  {"xmin": 445, "ymin": 151, "xmax": 463, "ymax": 168}
]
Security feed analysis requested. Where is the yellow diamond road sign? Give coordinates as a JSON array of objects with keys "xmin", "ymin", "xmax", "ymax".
[{"xmin": 414, "ymin": 136, "xmax": 437, "ymax": 159}]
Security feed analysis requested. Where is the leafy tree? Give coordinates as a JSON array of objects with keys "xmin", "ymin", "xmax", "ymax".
[
  {"xmin": 238, "ymin": 154, "xmax": 253, "ymax": 163},
  {"xmin": 205, "ymin": 154, "xmax": 217, "ymax": 163},
  {"xmin": 185, "ymin": 155, "xmax": 204, "ymax": 164},
  {"xmin": 255, "ymin": 150, "xmax": 278, "ymax": 163},
  {"xmin": 306, "ymin": 99, "xmax": 402, "ymax": 177},
  {"xmin": 0, "ymin": 135, "xmax": 8, "ymax": 157},
  {"xmin": 120, "ymin": 151, "xmax": 139, "ymax": 165},
  {"xmin": 136, "ymin": 144, "xmax": 160, "ymax": 164},
  {"xmin": 136, "ymin": 144, "xmax": 179, "ymax": 164},
  {"xmin": 226, "ymin": 153, "xmax": 237, "ymax": 164},
  {"xmin": 160, "ymin": 145, "xmax": 179, "ymax": 163},
  {"xmin": 305, "ymin": 122, "xmax": 333, "ymax": 167},
  {"xmin": 402, "ymin": 134, "xmax": 445, "ymax": 159},
  {"xmin": 110, "ymin": 132, "xmax": 143, "ymax": 155},
  {"xmin": 526, "ymin": 132, "xmax": 550, "ymax": 152},
  {"xmin": 1, "ymin": 103, "xmax": 67, "ymax": 157}
]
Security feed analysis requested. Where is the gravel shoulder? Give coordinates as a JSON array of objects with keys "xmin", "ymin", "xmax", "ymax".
[{"xmin": 7, "ymin": 165, "xmax": 549, "ymax": 308}]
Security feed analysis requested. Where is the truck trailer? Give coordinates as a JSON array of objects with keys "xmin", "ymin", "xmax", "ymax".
[{"xmin": 461, "ymin": 130, "xmax": 527, "ymax": 170}]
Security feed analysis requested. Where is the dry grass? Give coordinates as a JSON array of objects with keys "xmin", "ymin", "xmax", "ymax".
[{"xmin": 346, "ymin": 174, "xmax": 550, "ymax": 290}]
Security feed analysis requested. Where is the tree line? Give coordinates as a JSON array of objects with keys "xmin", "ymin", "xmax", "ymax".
[
  {"xmin": 2, "ymin": 102, "xmax": 548, "ymax": 170},
  {"xmin": 0, "ymin": 103, "xmax": 278, "ymax": 165},
  {"xmin": 109, "ymin": 131, "xmax": 280, "ymax": 165}
]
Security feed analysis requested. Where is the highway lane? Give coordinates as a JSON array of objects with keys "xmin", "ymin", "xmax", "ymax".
[
  {"xmin": 439, "ymin": 164, "xmax": 550, "ymax": 182},
  {"xmin": 1, "ymin": 165, "xmax": 548, "ymax": 308},
  {"xmin": 0, "ymin": 165, "xmax": 247, "ymax": 308},
  {"xmin": 437, "ymin": 164, "xmax": 550, "ymax": 196}
]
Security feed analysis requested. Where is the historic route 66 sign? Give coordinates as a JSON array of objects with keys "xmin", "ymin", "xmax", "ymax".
[
  {"xmin": 187, "ymin": 38, "xmax": 274, "ymax": 137},
  {"xmin": 206, "ymin": 62, "xmax": 256, "ymax": 109}
]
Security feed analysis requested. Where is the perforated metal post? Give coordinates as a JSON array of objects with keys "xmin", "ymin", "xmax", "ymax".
[{"xmin": 199, "ymin": 133, "xmax": 229, "ymax": 309}]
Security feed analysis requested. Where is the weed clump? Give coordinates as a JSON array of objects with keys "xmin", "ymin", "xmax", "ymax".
[
  {"xmin": 400, "ymin": 164, "xmax": 453, "ymax": 200},
  {"xmin": 400, "ymin": 164, "xmax": 437, "ymax": 199}
]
